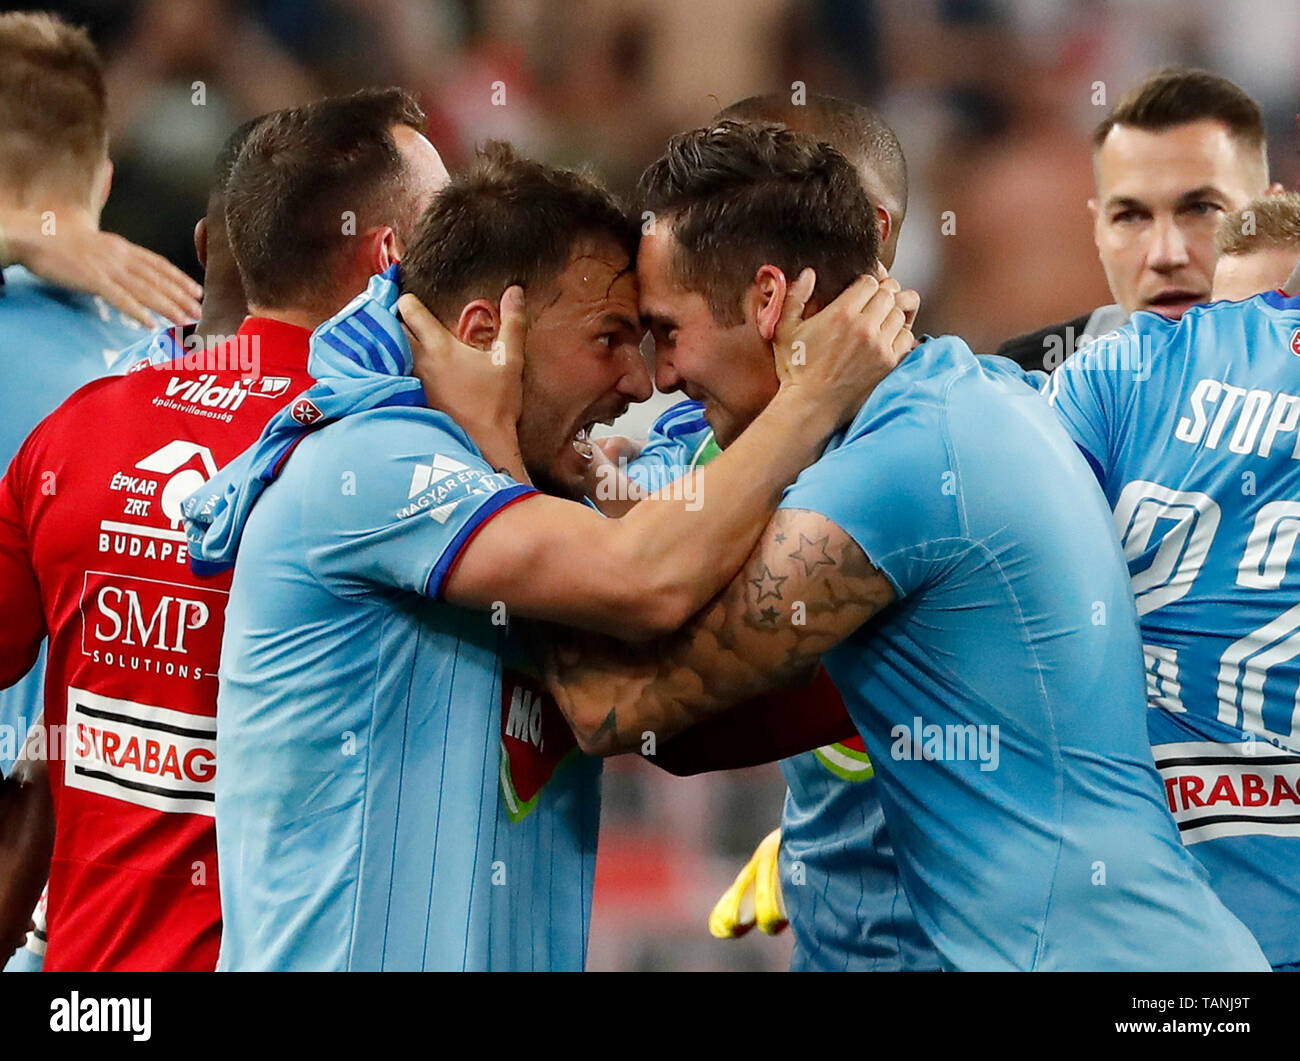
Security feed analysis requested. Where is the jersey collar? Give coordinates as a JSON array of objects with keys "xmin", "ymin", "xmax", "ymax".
[{"xmin": 234, "ymin": 315, "xmax": 313, "ymax": 374}]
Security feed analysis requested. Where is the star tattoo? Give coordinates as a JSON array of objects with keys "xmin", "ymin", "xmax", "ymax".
[
  {"xmin": 789, "ymin": 533, "xmax": 835, "ymax": 576},
  {"xmin": 748, "ymin": 563, "xmax": 788, "ymax": 602}
]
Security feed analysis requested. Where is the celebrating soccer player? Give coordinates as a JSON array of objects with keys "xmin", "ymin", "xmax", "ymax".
[
  {"xmin": 183, "ymin": 140, "xmax": 912, "ymax": 971},
  {"xmin": 535, "ymin": 120, "xmax": 1268, "ymax": 972}
]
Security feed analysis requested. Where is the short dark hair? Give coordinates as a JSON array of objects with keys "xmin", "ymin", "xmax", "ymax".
[
  {"xmin": 213, "ymin": 115, "xmax": 271, "ymax": 199},
  {"xmin": 1093, "ymin": 68, "xmax": 1267, "ymax": 159},
  {"xmin": 636, "ymin": 120, "xmax": 879, "ymax": 326},
  {"xmin": 719, "ymin": 92, "xmax": 907, "ymax": 219},
  {"xmin": 0, "ymin": 12, "xmax": 107, "ymax": 202},
  {"xmin": 400, "ymin": 140, "xmax": 637, "ymax": 322},
  {"xmin": 224, "ymin": 88, "xmax": 426, "ymax": 310}
]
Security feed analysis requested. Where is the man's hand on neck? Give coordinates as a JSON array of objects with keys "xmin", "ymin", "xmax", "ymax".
[{"xmin": 0, "ymin": 203, "xmax": 202, "ymax": 327}]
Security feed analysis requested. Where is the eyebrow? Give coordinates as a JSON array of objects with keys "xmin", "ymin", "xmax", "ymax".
[
  {"xmin": 601, "ymin": 311, "xmax": 641, "ymax": 333},
  {"xmin": 1175, "ymin": 185, "xmax": 1229, "ymax": 205},
  {"xmin": 1104, "ymin": 186, "xmax": 1229, "ymax": 211}
]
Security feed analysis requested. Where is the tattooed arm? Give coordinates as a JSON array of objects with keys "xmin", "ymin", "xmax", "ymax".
[{"xmin": 542, "ymin": 508, "xmax": 895, "ymax": 756}]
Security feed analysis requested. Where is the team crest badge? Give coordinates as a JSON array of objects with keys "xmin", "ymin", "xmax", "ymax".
[
  {"xmin": 1290, "ymin": 328, "xmax": 1300, "ymax": 357},
  {"xmin": 291, "ymin": 398, "xmax": 322, "ymax": 425}
]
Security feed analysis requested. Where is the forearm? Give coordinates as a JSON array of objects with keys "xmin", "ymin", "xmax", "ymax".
[
  {"xmin": 606, "ymin": 387, "xmax": 836, "ymax": 629},
  {"xmin": 0, "ymin": 752, "xmax": 53, "ymax": 960},
  {"xmin": 545, "ymin": 509, "xmax": 892, "ymax": 755}
]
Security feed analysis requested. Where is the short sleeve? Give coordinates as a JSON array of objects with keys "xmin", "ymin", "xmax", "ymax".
[
  {"xmin": 302, "ymin": 409, "xmax": 537, "ymax": 599},
  {"xmin": 779, "ymin": 412, "xmax": 962, "ymax": 600},
  {"xmin": 1042, "ymin": 331, "xmax": 1126, "ymax": 482},
  {"xmin": 627, "ymin": 400, "xmax": 714, "ymax": 491}
]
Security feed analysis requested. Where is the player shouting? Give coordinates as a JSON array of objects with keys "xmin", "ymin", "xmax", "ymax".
[{"xmin": 183, "ymin": 141, "xmax": 912, "ymax": 970}]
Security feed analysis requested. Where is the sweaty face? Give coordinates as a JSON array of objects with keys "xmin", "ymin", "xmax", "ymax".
[
  {"xmin": 1091, "ymin": 120, "xmax": 1267, "ymax": 320},
  {"xmin": 638, "ymin": 226, "xmax": 779, "ymax": 449},
  {"xmin": 517, "ymin": 238, "xmax": 650, "ymax": 500},
  {"xmin": 1212, "ymin": 246, "xmax": 1300, "ymax": 303}
]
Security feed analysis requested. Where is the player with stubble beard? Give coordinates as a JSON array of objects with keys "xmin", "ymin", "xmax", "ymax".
[{"xmin": 998, "ymin": 67, "xmax": 1285, "ymax": 371}]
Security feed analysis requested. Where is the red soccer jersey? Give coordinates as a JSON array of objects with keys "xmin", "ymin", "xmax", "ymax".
[{"xmin": 0, "ymin": 317, "xmax": 313, "ymax": 971}]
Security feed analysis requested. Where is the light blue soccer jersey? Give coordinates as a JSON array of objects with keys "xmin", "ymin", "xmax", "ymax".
[
  {"xmin": 0, "ymin": 266, "xmax": 149, "ymax": 774},
  {"xmin": 778, "ymin": 335, "xmax": 1267, "ymax": 971},
  {"xmin": 211, "ymin": 406, "xmax": 598, "ymax": 970},
  {"xmin": 1046, "ymin": 292, "xmax": 1300, "ymax": 968},
  {"xmin": 630, "ymin": 401, "xmax": 938, "ymax": 971}
]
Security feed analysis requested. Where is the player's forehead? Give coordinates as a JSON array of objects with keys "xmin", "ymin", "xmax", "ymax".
[
  {"xmin": 543, "ymin": 235, "xmax": 639, "ymax": 326},
  {"xmin": 635, "ymin": 226, "xmax": 690, "ymax": 320},
  {"xmin": 1094, "ymin": 120, "xmax": 1260, "ymax": 207}
]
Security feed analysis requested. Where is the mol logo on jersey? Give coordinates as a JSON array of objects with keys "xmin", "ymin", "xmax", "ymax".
[
  {"xmin": 499, "ymin": 670, "xmax": 577, "ymax": 822},
  {"xmin": 99, "ymin": 441, "xmax": 218, "ymax": 567},
  {"xmin": 65, "ymin": 687, "xmax": 216, "ymax": 815},
  {"xmin": 79, "ymin": 571, "xmax": 225, "ymax": 681}
]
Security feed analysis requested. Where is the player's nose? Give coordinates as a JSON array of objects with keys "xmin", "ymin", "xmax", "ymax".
[
  {"xmin": 616, "ymin": 346, "xmax": 653, "ymax": 403},
  {"xmin": 654, "ymin": 348, "xmax": 683, "ymax": 395},
  {"xmin": 1147, "ymin": 215, "xmax": 1191, "ymax": 271}
]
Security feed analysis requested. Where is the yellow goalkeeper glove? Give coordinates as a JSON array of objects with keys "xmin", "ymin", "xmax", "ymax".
[{"xmin": 708, "ymin": 828, "xmax": 788, "ymax": 938}]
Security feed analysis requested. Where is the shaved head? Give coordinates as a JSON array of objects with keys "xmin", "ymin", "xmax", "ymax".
[{"xmin": 719, "ymin": 92, "xmax": 907, "ymax": 265}]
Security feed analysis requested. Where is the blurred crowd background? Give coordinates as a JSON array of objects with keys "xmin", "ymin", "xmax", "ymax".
[{"xmin": 10, "ymin": 0, "xmax": 1297, "ymax": 970}]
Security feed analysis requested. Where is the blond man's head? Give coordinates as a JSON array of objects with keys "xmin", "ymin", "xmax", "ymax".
[
  {"xmin": 1212, "ymin": 193, "xmax": 1300, "ymax": 302},
  {"xmin": 0, "ymin": 12, "xmax": 109, "ymax": 212}
]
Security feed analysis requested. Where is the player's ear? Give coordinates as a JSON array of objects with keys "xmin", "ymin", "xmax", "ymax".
[
  {"xmin": 455, "ymin": 298, "xmax": 500, "ymax": 352},
  {"xmin": 875, "ymin": 205, "xmax": 892, "ymax": 251},
  {"xmin": 194, "ymin": 218, "xmax": 209, "ymax": 272},
  {"xmin": 366, "ymin": 226, "xmax": 400, "ymax": 276},
  {"xmin": 1087, "ymin": 198, "xmax": 1103, "ymax": 246},
  {"xmin": 94, "ymin": 159, "xmax": 113, "ymax": 214},
  {"xmin": 1266, "ymin": 181, "xmax": 1286, "ymax": 196},
  {"xmin": 750, "ymin": 264, "xmax": 788, "ymax": 342}
]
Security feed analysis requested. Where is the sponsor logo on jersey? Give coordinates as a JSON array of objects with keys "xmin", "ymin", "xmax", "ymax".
[
  {"xmin": 499, "ymin": 670, "xmax": 577, "ymax": 822},
  {"xmin": 1154, "ymin": 739, "xmax": 1300, "ymax": 842},
  {"xmin": 65, "ymin": 687, "xmax": 216, "ymax": 815},
  {"xmin": 408, "ymin": 454, "xmax": 469, "ymax": 497},
  {"xmin": 79, "ymin": 571, "xmax": 225, "ymax": 681},
  {"xmin": 98, "ymin": 441, "xmax": 218, "ymax": 566},
  {"xmin": 397, "ymin": 455, "xmax": 502, "ymax": 521},
  {"xmin": 150, "ymin": 374, "xmax": 259, "ymax": 423},
  {"xmin": 250, "ymin": 375, "xmax": 291, "ymax": 399}
]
